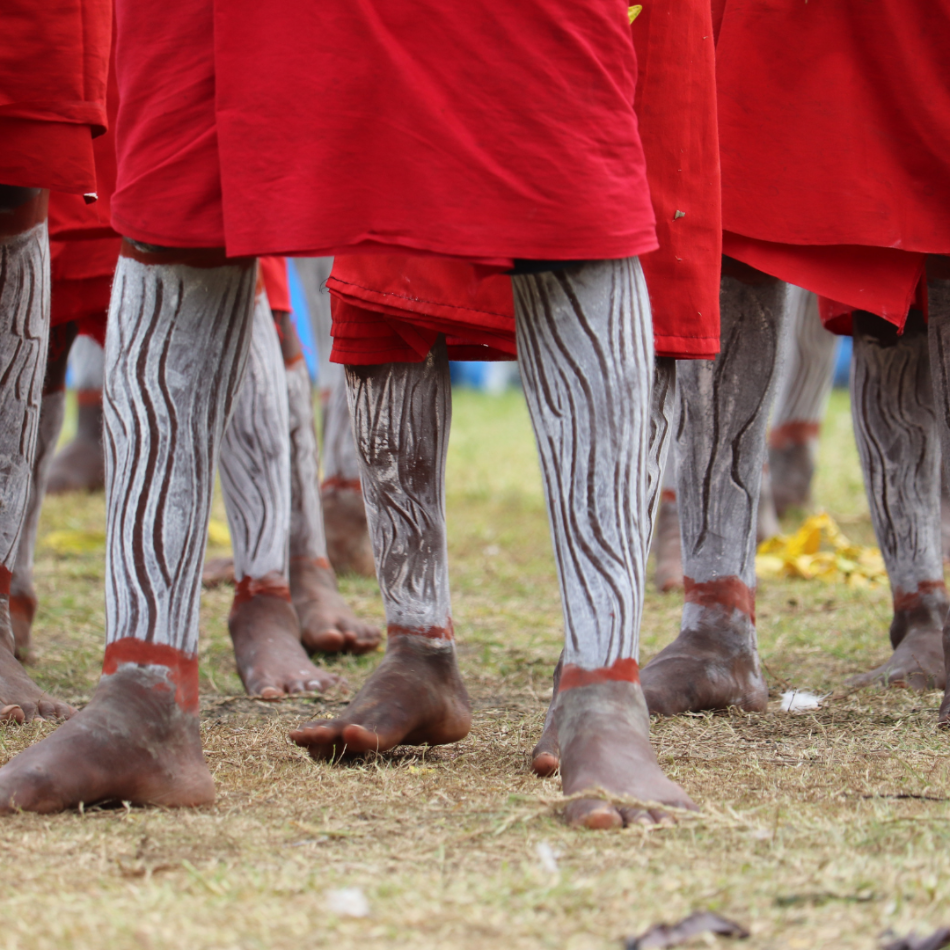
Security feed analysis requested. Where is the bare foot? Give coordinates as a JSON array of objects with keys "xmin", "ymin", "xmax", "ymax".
[
  {"xmin": 290, "ymin": 558, "xmax": 381, "ymax": 655},
  {"xmin": 8, "ymin": 589, "xmax": 36, "ymax": 663},
  {"xmin": 229, "ymin": 580, "xmax": 342, "ymax": 699},
  {"xmin": 46, "ymin": 409, "xmax": 105, "ymax": 495},
  {"xmin": 321, "ymin": 483, "xmax": 376, "ymax": 578},
  {"xmin": 641, "ymin": 589, "xmax": 769, "ymax": 716},
  {"xmin": 0, "ymin": 598, "xmax": 73, "ymax": 723},
  {"xmin": 0, "ymin": 661, "xmax": 213, "ymax": 812},
  {"xmin": 653, "ymin": 497, "xmax": 684, "ymax": 593},
  {"xmin": 847, "ymin": 587, "xmax": 948, "ymax": 691},
  {"xmin": 531, "ymin": 653, "xmax": 561, "ymax": 777},
  {"xmin": 290, "ymin": 633, "xmax": 471, "ymax": 759},
  {"xmin": 202, "ymin": 557, "xmax": 236, "ymax": 588},
  {"xmin": 556, "ymin": 680, "xmax": 697, "ymax": 828}
]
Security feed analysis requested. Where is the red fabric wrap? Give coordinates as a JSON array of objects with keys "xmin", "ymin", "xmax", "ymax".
[
  {"xmin": 259, "ymin": 257, "xmax": 291, "ymax": 314},
  {"xmin": 717, "ymin": 0, "xmax": 950, "ymax": 326},
  {"xmin": 327, "ymin": 0, "xmax": 721, "ymax": 364},
  {"xmin": 112, "ymin": 0, "xmax": 656, "ymax": 263},
  {"xmin": 0, "ymin": 0, "xmax": 112, "ymax": 193}
]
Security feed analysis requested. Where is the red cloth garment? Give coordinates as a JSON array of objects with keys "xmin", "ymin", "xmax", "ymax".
[
  {"xmin": 112, "ymin": 0, "xmax": 656, "ymax": 264},
  {"xmin": 0, "ymin": 0, "xmax": 112, "ymax": 193},
  {"xmin": 327, "ymin": 0, "xmax": 721, "ymax": 364},
  {"xmin": 716, "ymin": 0, "xmax": 950, "ymax": 328},
  {"xmin": 259, "ymin": 257, "xmax": 291, "ymax": 314}
]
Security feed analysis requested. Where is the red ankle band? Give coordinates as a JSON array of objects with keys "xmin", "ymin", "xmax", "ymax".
[
  {"xmin": 8, "ymin": 594, "xmax": 35, "ymax": 622},
  {"xmin": 321, "ymin": 477, "xmax": 362, "ymax": 493},
  {"xmin": 103, "ymin": 638, "xmax": 199, "ymax": 714},
  {"xmin": 387, "ymin": 620, "xmax": 455, "ymax": 641},
  {"xmin": 76, "ymin": 388, "xmax": 103, "ymax": 408},
  {"xmin": 684, "ymin": 576, "xmax": 755, "ymax": 623},
  {"xmin": 558, "ymin": 657, "xmax": 640, "ymax": 692},
  {"xmin": 233, "ymin": 573, "xmax": 293, "ymax": 607},
  {"xmin": 660, "ymin": 489, "xmax": 677, "ymax": 503},
  {"xmin": 893, "ymin": 580, "xmax": 948, "ymax": 612},
  {"xmin": 290, "ymin": 556, "xmax": 332, "ymax": 571},
  {"xmin": 0, "ymin": 567, "xmax": 10, "ymax": 598},
  {"xmin": 768, "ymin": 420, "xmax": 821, "ymax": 450}
]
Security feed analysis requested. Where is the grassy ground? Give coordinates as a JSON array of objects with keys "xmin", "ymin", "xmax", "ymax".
[{"xmin": 1, "ymin": 388, "xmax": 948, "ymax": 950}]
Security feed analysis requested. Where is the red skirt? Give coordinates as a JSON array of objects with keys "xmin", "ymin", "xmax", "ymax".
[
  {"xmin": 0, "ymin": 0, "xmax": 111, "ymax": 194},
  {"xmin": 716, "ymin": 0, "xmax": 950, "ymax": 326},
  {"xmin": 327, "ymin": 0, "xmax": 722, "ymax": 365},
  {"xmin": 112, "ymin": 0, "xmax": 656, "ymax": 265}
]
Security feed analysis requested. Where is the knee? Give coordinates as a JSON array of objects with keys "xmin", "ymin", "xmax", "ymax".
[
  {"xmin": 853, "ymin": 309, "xmax": 925, "ymax": 348},
  {"xmin": 120, "ymin": 238, "xmax": 232, "ymax": 268}
]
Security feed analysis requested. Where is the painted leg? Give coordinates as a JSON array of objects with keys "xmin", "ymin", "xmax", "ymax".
[
  {"xmin": 757, "ymin": 463, "xmax": 781, "ymax": 542},
  {"xmin": 9, "ymin": 322, "xmax": 75, "ymax": 661},
  {"xmin": 219, "ymin": 291, "xmax": 340, "ymax": 699},
  {"xmin": 275, "ymin": 311, "xmax": 380, "ymax": 655},
  {"xmin": 845, "ymin": 312, "xmax": 946, "ymax": 690},
  {"xmin": 46, "ymin": 334, "xmax": 106, "ymax": 494},
  {"xmin": 0, "ymin": 187, "xmax": 74, "ymax": 723},
  {"xmin": 321, "ymin": 375, "xmax": 376, "ymax": 577},
  {"xmin": 531, "ymin": 356, "xmax": 679, "ymax": 777},
  {"xmin": 768, "ymin": 287, "xmax": 837, "ymax": 516},
  {"xmin": 642, "ymin": 270, "xmax": 788, "ymax": 716},
  {"xmin": 291, "ymin": 339, "xmax": 472, "ymax": 759},
  {"xmin": 654, "ymin": 448, "xmax": 685, "ymax": 594},
  {"xmin": 516, "ymin": 260, "xmax": 694, "ymax": 828},
  {"xmin": 0, "ymin": 244, "xmax": 255, "ymax": 812},
  {"xmin": 930, "ymin": 273, "xmax": 950, "ymax": 723}
]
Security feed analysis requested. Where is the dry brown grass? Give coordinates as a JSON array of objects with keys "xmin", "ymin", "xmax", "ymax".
[{"xmin": 1, "ymin": 389, "xmax": 948, "ymax": 950}]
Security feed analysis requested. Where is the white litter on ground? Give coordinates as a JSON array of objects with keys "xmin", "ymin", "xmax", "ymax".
[
  {"xmin": 780, "ymin": 690, "xmax": 827, "ymax": 712},
  {"xmin": 325, "ymin": 887, "xmax": 370, "ymax": 918},
  {"xmin": 535, "ymin": 841, "xmax": 559, "ymax": 874}
]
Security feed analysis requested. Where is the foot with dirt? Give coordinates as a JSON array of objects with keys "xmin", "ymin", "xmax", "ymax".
[
  {"xmin": 8, "ymin": 588, "xmax": 36, "ymax": 663},
  {"xmin": 289, "ymin": 557, "xmax": 381, "ymax": 655},
  {"xmin": 846, "ymin": 589, "xmax": 948, "ymax": 691},
  {"xmin": 321, "ymin": 483, "xmax": 376, "ymax": 578},
  {"xmin": 556, "ymin": 679, "xmax": 697, "ymax": 828},
  {"xmin": 229, "ymin": 578, "xmax": 343, "ymax": 699},
  {"xmin": 0, "ymin": 662, "xmax": 213, "ymax": 813},
  {"xmin": 641, "ymin": 586, "xmax": 769, "ymax": 716},
  {"xmin": 531, "ymin": 654, "xmax": 562, "ymax": 776},
  {"xmin": 290, "ymin": 632, "xmax": 471, "ymax": 759}
]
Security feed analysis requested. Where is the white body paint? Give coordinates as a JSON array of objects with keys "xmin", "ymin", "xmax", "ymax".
[
  {"xmin": 513, "ymin": 258, "xmax": 653, "ymax": 670},
  {"xmin": 0, "ymin": 223, "xmax": 50, "ymax": 570},
  {"xmin": 219, "ymin": 290, "xmax": 291, "ymax": 582},
  {"xmin": 104, "ymin": 254, "xmax": 255, "ymax": 651}
]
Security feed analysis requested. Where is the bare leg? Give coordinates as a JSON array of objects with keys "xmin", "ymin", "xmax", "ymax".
[
  {"xmin": 930, "ymin": 274, "xmax": 950, "ymax": 723},
  {"xmin": 846, "ymin": 311, "xmax": 947, "ymax": 691},
  {"xmin": 46, "ymin": 335, "xmax": 106, "ymax": 494},
  {"xmin": 219, "ymin": 289, "xmax": 340, "ymax": 699},
  {"xmin": 768, "ymin": 287, "xmax": 838, "ymax": 516},
  {"xmin": 9, "ymin": 322, "xmax": 75, "ymax": 661},
  {"xmin": 291, "ymin": 339, "xmax": 472, "ymax": 759},
  {"xmin": 276, "ymin": 311, "xmax": 380, "ymax": 654},
  {"xmin": 516, "ymin": 261, "xmax": 694, "ymax": 828},
  {"xmin": 0, "ymin": 187, "xmax": 75, "ymax": 723},
  {"xmin": 321, "ymin": 375, "xmax": 376, "ymax": 577},
  {"xmin": 642, "ymin": 268, "xmax": 787, "ymax": 716},
  {"xmin": 532, "ymin": 356, "xmax": 678, "ymax": 776},
  {"xmin": 654, "ymin": 448, "xmax": 685, "ymax": 594},
  {"xmin": 0, "ymin": 243, "xmax": 255, "ymax": 812}
]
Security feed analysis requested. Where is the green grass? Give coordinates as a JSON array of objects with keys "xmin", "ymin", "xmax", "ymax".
[{"xmin": 1, "ymin": 386, "xmax": 948, "ymax": 950}]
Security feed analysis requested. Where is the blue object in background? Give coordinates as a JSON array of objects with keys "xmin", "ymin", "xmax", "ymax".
[
  {"xmin": 833, "ymin": 335, "xmax": 852, "ymax": 388},
  {"xmin": 286, "ymin": 261, "xmax": 319, "ymax": 379}
]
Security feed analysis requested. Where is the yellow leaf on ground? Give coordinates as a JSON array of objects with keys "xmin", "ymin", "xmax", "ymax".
[
  {"xmin": 42, "ymin": 529, "xmax": 106, "ymax": 554},
  {"xmin": 755, "ymin": 513, "xmax": 885, "ymax": 587},
  {"xmin": 207, "ymin": 519, "xmax": 231, "ymax": 547}
]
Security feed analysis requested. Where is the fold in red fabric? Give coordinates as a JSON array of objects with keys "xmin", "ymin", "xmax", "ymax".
[
  {"xmin": 0, "ymin": 0, "xmax": 112, "ymax": 193},
  {"xmin": 716, "ymin": 0, "xmax": 950, "ymax": 327},
  {"xmin": 113, "ymin": 0, "xmax": 656, "ymax": 264},
  {"xmin": 327, "ymin": 0, "xmax": 722, "ymax": 364}
]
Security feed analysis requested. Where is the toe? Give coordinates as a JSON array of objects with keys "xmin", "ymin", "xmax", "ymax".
[
  {"xmin": 37, "ymin": 699, "xmax": 60, "ymax": 719},
  {"xmin": 305, "ymin": 629, "xmax": 347, "ymax": 653},
  {"xmin": 341, "ymin": 723, "xmax": 386, "ymax": 753},
  {"xmin": 0, "ymin": 705, "xmax": 25, "ymax": 725},
  {"xmin": 531, "ymin": 752, "xmax": 559, "ymax": 777},
  {"xmin": 565, "ymin": 798, "xmax": 623, "ymax": 830},
  {"xmin": 618, "ymin": 807, "xmax": 653, "ymax": 826},
  {"xmin": 258, "ymin": 686, "xmax": 285, "ymax": 701}
]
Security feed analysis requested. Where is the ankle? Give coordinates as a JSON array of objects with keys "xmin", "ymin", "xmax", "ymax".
[{"xmin": 102, "ymin": 638, "xmax": 200, "ymax": 717}]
